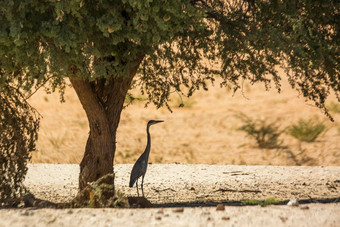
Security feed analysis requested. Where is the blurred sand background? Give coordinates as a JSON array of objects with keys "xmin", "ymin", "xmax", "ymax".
[{"xmin": 28, "ymin": 71, "xmax": 340, "ymax": 166}]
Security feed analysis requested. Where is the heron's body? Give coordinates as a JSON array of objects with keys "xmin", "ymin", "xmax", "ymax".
[{"xmin": 129, "ymin": 120, "xmax": 163, "ymax": 197}]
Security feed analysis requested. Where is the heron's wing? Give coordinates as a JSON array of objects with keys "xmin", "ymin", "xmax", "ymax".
[{"xmin": 129, "ymin": 158, "xmax": 147, "ymax": 187}]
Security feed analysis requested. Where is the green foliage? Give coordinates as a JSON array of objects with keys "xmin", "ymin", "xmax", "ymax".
[
  {"xmin": 0, "ymin": 0, "xmax": 339, "ymax": 119},
  {"xmin": 288, "ymin": 118, "xmax": 327, "ymax": 142},
  {"xmin": 175, "ymin": 96, "xmax": 196, "ymax": 108},
  {"xmin": 0, "ymin": 0, "xmax": 207, "ymax": 91},
  {"xmin": 242, "ymin": 197, "xmax": 281, "ymax": 207},
  {"xmin": 201, "ymin": 0, "xmax": 340, "ymax": 121},
  {"xmin": 0, "ymin": 82, "xmax": 40, "ymax": 207},
  {"xmin": 237, "ymin": 114, "xmax": 285, "ymax": 149},
  {"xmin": 124, "ymin": 92, "xmax": 146, "ymax": 105}
]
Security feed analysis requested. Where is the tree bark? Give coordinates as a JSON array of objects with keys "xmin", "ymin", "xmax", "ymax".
[{"xmin": 70, "ymin": 55, "xmax": 144, "ymax": 190}]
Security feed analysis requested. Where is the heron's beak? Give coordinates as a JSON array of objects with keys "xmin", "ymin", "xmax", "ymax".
[{"xmin": 154, "ymin": 120, "xmax": 164, "ymax": 124}]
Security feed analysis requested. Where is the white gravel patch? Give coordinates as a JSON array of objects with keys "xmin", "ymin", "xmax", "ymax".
[
  {"xmin": 24, "ymin": 164, "xmax": 340, "ymax": 204},
  {"xmin": 5, "ymin": 164, "xmax": 336, "ymax": 227}
]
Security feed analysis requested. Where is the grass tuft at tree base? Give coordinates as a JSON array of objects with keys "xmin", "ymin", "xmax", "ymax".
[{"xmin": 63, "ymin": 173, "xmax": 129, "ymax": 208}]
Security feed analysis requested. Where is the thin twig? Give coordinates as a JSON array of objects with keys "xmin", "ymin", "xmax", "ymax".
[{"xmin": 24, "ymin": 75, "xmax": 55, "ymax": 101}]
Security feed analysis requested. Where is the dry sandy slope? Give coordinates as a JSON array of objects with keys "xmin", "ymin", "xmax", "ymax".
[
  {"xmin": 1, "ymin": 164, "xmax": 338, "ymax": 227},
  {"xmin": 28, "ymin": 76, "xmax": 340, "ymax": 166}
]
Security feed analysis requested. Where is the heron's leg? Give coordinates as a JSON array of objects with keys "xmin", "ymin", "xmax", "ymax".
[
  {"xmin": 136, "ymin": 178, "xmax": 139, "ymax": 197},
  {"xmin": 141, "ymin": 175, "xmax": 144, "ymax": 197}
]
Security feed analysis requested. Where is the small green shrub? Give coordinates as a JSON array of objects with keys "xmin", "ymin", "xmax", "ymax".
[
  {"xmin": 281, "ymin": 148, "xmax": 318, "ymax": 166},
  {"xmin": 48, "ymin": 134, "xmax": 67, "ymax": 150},
  {"xmin": 327, "ymin": 102, "xmax": 340, "ymax": 113},
  {"xmin": 237, "ymin": 114, "xmax": 285, "ymax": 149},
  {"xmin": 288, "ymin": 118, "xmax": 326, "ymax": 142},
  {"xmin": 242, "ymin": 197, "xmax": 281, "ymax": 207}
]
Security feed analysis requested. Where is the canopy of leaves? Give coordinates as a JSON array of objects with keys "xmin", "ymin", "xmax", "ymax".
[
  {"xmin": 1, "ymin": 0, "xmax": 339, "ymax": 118},
  {"xmin": 0, "ymin": 0, "xmax": 206, "ymax": 89}
]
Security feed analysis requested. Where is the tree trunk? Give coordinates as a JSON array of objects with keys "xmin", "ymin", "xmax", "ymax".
[{"xmin": 70, "ymin": 55, "xmax": 144, "ymax": 190}]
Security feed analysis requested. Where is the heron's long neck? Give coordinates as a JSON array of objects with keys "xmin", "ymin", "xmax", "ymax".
[{"xmin": 145, "ymin": 125, "xmax": 151, "ymax": 158}]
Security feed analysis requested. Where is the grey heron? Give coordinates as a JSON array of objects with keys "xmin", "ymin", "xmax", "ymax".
[{"xmin": 129, "ymin": 120, "xmax": 164, "ymax": 197}]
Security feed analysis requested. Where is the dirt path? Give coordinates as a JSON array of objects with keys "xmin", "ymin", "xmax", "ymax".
[
  {"xmin": 2, "ymin": 164, "xmax": 339, "ymax": 227},
  {"xmin": 1, "ymin": 204, "xmax": 339, "ymax": 227}
]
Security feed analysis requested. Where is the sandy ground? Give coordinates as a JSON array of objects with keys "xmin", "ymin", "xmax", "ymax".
[{"xmin": 1, "ymin": 163, "xmax": 339, "ymax": 227}]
